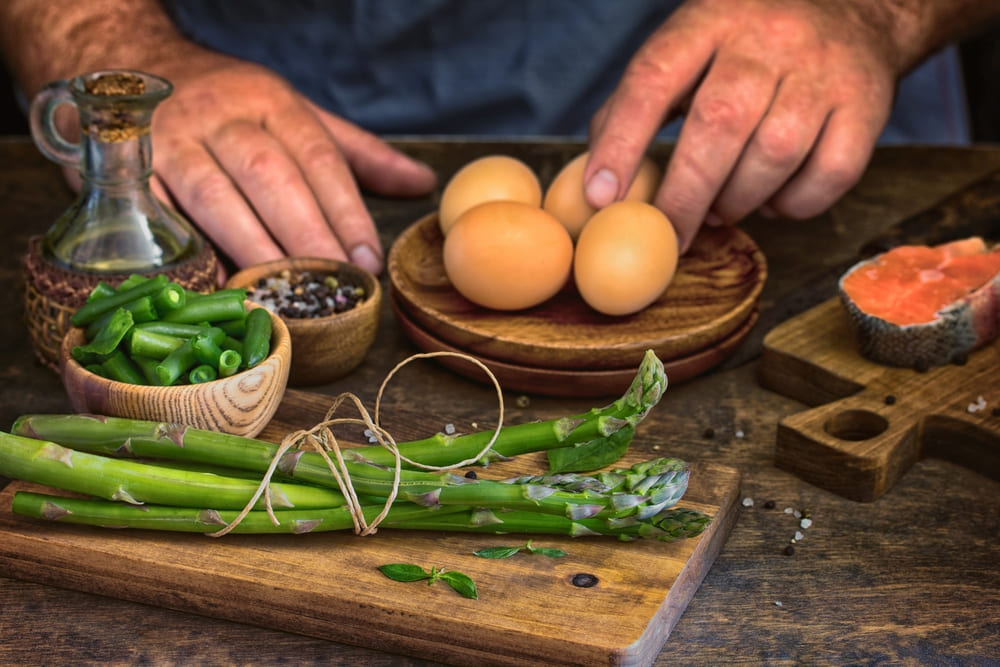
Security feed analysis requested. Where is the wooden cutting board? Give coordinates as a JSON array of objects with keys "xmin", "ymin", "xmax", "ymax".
[
  {"xmin": 0, "ymin": 390, "xmax": 741, "ymax": 666},
  {"xmin": 759, "ymin": 297, "xmax": 1000, "ymax": 502}
]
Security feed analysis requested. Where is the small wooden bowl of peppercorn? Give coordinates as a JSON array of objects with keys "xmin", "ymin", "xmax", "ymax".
[
  {"xmin": 225, "ymin": 257, "xmax": 382, "ymax": 386},
  {"xmin": 59, "ymin": 306, "xmax": 292, "ymax": 438}
]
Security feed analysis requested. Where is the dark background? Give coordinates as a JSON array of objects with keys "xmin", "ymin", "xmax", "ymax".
[{"xmin": 1, "ymin": 29, "xmax": 998, "ymax": 141}]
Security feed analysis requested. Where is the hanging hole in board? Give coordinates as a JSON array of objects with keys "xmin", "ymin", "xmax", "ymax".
[{"xmin": 823, "ymin": 409, "xmax": 889, "ymax": 441}]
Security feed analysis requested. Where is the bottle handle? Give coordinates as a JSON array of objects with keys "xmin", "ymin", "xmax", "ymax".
[{"xmin": 29, "ymin": 79, "xmax": 80, "ymax": 168}]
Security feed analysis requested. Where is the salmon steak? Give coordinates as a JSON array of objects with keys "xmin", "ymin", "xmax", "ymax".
[{"xmin": 838, "ymin": 237, "xmax": 1000, "ymax": 368}]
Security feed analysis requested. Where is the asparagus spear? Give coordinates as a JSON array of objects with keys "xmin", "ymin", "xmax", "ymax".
[
  {"xmin": 0, "ymin": 431, "xmax": 349, "ymax": 510},
  {"xmin": 0, "ymin": 429, "xmax": 688, "ymax": 521},
  {"xmin": 385, "ymin": 506, "xmax": 712, "ymax": 542},
  {"xmin": 9, "ymin": 491, "xmax": 460, "ymax": 534},
  {"xmin": 12, "ymin": 350, "xmax": 666, "ymax": 474},
  {"xmin": 10, "ymin": 491, "xmax": 710, "ymax": 541}
]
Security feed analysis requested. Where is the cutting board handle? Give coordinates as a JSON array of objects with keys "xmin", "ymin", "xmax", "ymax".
[{"xmin": 764, "ymin": 299, "xmax": 1000, "ymax": 502}]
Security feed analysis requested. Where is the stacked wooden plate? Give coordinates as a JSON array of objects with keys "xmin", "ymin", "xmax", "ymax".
[{"xmin": 387, "ymin": 213, "xmax": 767, "ymax": 397}]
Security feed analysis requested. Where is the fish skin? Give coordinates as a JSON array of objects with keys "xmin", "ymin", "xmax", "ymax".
[{"xmin": 838, "ymin": 240, "xmax": 1000, "ymax": 369}]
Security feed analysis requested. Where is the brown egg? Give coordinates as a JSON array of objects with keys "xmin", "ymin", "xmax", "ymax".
[
  {"xmin": 573, "ymin": 201, "xmax": 678, "ymax": 316},
  {"xmin": 442, "ymin": 200, "xmax": 573, "ymax": 311},
  {"xmin": 438, "ymin": 155, "xmax": 542, "ymax": 235},
  {"xmin": 543, "ymin": 151, "xmax": 662, "ymax": 240}
]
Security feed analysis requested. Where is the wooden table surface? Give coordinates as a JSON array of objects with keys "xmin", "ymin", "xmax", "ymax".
[{"xmin": 1, "ymin": 136, "xmax": 998, "ymax": 665}]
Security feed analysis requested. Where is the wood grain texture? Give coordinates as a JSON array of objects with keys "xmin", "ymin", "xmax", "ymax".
[
  {"xmin": 0, "ymin": 391, "xmax": 741, "ymax": 666},
  {"xmin": 388, "ymin": 213, "xmax": 765, "ymax": 371},
  {"xmin": 4, "ymin": 140, "xmax": 1000, "ymax": 665},
  {"xmin": 760, "ymin": 298, "xmax": 1000, "ymax": 501},
  {"xmin": 58, "ymin": 309, "xmax": 291, "ymax": 437},
  {"xmin": 392, "ymin": 291, "xmax": 758, "ymax": 397}
]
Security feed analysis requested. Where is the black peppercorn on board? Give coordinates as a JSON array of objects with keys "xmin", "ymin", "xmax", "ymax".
[
  {"xmin": 0, "ymin": 388, "xmax": 741, "ymax": 667},
  {"xmin": 759, "ymin": 297, "xmax": 1000, "ymax": 502}
]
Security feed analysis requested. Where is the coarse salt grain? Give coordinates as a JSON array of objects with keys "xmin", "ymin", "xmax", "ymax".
[
  {"xmin": 742, "ymin": 497, "xmax": 754, "ymax": 507},
  {"xmin": 444, "ymin": 423, "xmax": 456, "ymax": 435},
  {"xmin": 794, "ymin": 530, "xmax": 804, "ymax": 541},
  {"xmin": 800, "ymin": 517, "xmax": 813, "ymax": 529},
  {"xmin": 967, "ymin": 396, "xmax": 988, "ymax": 413}
]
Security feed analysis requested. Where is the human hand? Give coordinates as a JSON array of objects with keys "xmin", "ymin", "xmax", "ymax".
[
  {"xmin": 148, "ymin": 51, "xmax": 437, "ymax": 275},
  {"xmin": 585, "ymin": 0, "xmax": 904, "ymax": 252}
]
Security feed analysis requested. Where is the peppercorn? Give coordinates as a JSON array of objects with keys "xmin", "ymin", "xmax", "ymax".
[
  {"xmin": 247, "ymin": 270, "xmax": 366, "ymax": 318},
  {"xmin": 884, "ymin": 395, "xmax": 896, "ymax": 406}
]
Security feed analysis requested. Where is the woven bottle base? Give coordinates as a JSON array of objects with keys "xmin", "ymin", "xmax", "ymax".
[{"xmin": 22, "ymin": 235, "xmax": 219, "ymax": 370}]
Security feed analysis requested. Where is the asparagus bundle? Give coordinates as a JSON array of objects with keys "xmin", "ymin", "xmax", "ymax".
[
  {"xmin": 13, "ymin": 348, "xmax": 667, "ymax": 472},
  {"xmin": 1, "ymin": 351, "xmax": 711, "ymax": 541}
]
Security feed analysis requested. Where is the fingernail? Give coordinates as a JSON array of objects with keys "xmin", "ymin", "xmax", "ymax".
[
  {"xmin": 585, "ymin": 168, "xmax": 619, "ymax": 208},
  {"xmin": 704, "ymin": 211, "xmax": 724, "ymax": 227},
  {"xmin": 350, "ymin": 243, "xmax": 382, "ymax": 274}
]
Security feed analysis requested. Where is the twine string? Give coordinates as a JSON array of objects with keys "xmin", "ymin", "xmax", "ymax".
[{"xmin": 208, "ymin": 351, "xmax": 504, "ymax": 537}]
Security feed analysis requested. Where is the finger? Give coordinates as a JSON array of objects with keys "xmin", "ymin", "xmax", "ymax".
[
  {"xmin": 708, "ymin": 72, "xmax": 827, "ymax": 224},
  {"xmin": 264, "ymin": 105, "xmax": 387, "ymax": 273},
  {"xmin": 209, "ymin": 117, "xmax": 359, "ymax": 265},
  {"xmin": 308, "ymin": 101, "xmax": 438, "ymax": 197},
  {"xmin": 155, "ymin": 137, "xmax": 286, "ymax": 268},
  {"xmin": 653, "ymin": 52, "xmax": 779, "ymax": 252},
  {"xmin": 585, "ymin": 17, "xmax": 715, "ymax": 209},
  {"xmin": 764, "ymin": 96, "xmax": 888, "ymax": 220}
]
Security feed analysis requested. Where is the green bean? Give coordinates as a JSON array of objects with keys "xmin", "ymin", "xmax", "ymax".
[
  {"xmin": 191, "ymin": 332, "xmax": 224, "ymax": 367},
  {"xmin": 133, "ymin": 321, "xmax": 206, "ymax": 339},
  {"xmin": 242, "ymin": 307, "xmax": 272, "ymax": 369},
  {"xmin": 84, "ymin": 296, "xmax": 157, "ymax": 340},
  {"xmin": 222, "ymin": 336, "xmax": 244, "ymax": 356},
  {"xmin": 154, "ymin": 327, "xmax": 225, "ymax": 386},
  {"xmin": 152, "ymin": 283, "xmax": 186, "ymax": 315},
  {"xmin": 73, "ymin": 308, "xmax": 134, "ymax": 365},
  {"xmin": 186, "ymin": 288, "xmax": 248, "ymax": 302},
  {"xmin": 86, "ymin": 281, "xmax": 117, "ymax": 302},
  {"xmin": 218, "ymin": 349, "xmax": 242, "ymax": 378},
  {"xmin": 100, "ymin": 349, "xmax": 147, "ymax": 385},
  {"xmin": 188, "ymin": 364, "xmax": 218, "ymax": 384},
  {"xmin": 128, "ymin": 328, "xmax": 185, "ymax": 360},
  {"xmin": 131, "ymin": 355, "xmax": 162, "ymax": 385},
  {"xmin": 116, "ymin": 274, "xmax": 152, "ymax": 292},
  {"xmin": 161, "ymin": 293, "xmax": 246, "ymax": 324},
  {"xmin": 214, "ymin": 317, "xmax": 247, "ymax": 338},
  {"xmin": 71, "ymin": 274, "xmax": 168, "ymax": 326}
]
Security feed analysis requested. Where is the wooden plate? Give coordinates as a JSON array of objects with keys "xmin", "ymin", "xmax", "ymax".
[
  {"xmin": 387, "ymin": 213, "xmax": 767, "ymax": 371},
  {"xmin": 392, "ymin": 293, "xmax": 758, "ymax": 397}
]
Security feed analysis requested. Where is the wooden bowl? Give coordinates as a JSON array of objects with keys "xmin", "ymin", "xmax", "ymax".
[
  {"xmin": 225, "ymin": 257, "xmax": 382, "ymax": 386},
  {"xmin": 59, "ymin": 309, "xmax": 291, "ymax": 438}
]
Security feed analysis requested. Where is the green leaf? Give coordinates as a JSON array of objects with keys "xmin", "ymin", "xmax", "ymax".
[
  {"xmin": 528, "ymin": 546, "xmax": 567, "ymax": 558},
  {"xmin": 377, "ymin": 563, "xmax": 430, "ymax": 582},
  {"xmin": 474, "ymin": 540, "xmax": 567, "ymax": 559},
  {"xmin": 473, "ymin": 545, "xmax": 523, "ymax": 559},
  {"xmin": 438, "ymin": 570, "xmax": 478, "ymax": 599},
  {"xmin": 546, "ymin": 426, "xmax": 634, "ymax": 473}
]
